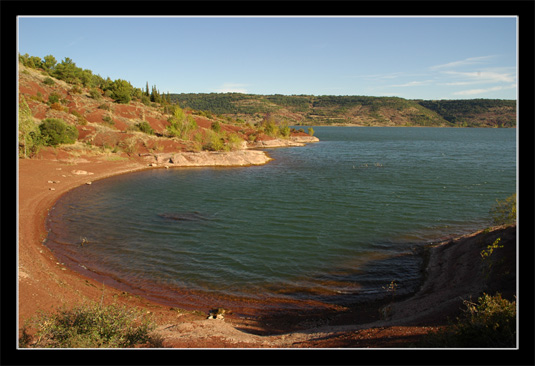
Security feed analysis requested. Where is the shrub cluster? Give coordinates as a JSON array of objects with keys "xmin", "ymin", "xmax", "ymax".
[
  {"xmin": 136, "ymin": 121, "xmax": 154, "ymax": 135},
  {"xmin": 39, "ymin": 118, "xmax": 78, "ymax": 146},
  {"xmin": 19, "ymin": 303, "xmax": 163, "ymax": 348},
  {"xmin": 490, "ymin": 194, "xmax": 516, "ymax": 226},
  {"xmin": 420, "ymin": 293, "xmax": 516, "ymax": 348}
]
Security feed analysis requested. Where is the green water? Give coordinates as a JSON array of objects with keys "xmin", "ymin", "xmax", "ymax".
[{"xmin": 46, "ymin": 127, "xmax": 516, "ymax": 311}]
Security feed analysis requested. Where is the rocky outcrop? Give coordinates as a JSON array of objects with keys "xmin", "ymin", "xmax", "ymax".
[
  {"xmin": 145, "ymin": 150, "xmax": 273, "ymax": 167},
  {"xmin": 248, "ymin": 135, "xmax": 320, "ymax": 148}
]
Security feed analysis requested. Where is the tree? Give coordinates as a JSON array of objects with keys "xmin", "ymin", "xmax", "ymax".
[
  {"xmin": 42, "ymin": 55, "xmax": 57, "ymax": 71},
  {"xmin": 109, "ymin": 79, "xmax": 134, "ymax": 104},
  {"xmin": 52, "ymin": 57, "xmax": 80, "ymax": 84}
]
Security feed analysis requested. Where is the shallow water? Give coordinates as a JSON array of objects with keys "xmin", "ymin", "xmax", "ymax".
[{"xmin": 46, "ymin": 127, "xmax": 516, "ymax": 312}]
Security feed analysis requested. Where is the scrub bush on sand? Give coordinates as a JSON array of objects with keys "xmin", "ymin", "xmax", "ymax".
[
  {"xmin": 419, "ymin": 293, "xmax": 516, "ymax": 348},
  {"xmin": 19, "ymin": 303, "xmax": 163, "ymax": 348}
]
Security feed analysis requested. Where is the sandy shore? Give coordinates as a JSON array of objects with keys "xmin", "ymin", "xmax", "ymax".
[{"xmin": 17, "ymin": 149, "xmax": 516, "ymax": 349}]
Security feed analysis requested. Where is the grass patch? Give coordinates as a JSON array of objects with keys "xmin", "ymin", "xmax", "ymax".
[{"xmin": 19, "ymin": 303, "xmax": 163, "ymax": 348}]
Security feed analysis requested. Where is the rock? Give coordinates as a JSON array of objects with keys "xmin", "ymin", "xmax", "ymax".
[{"xmin": 71, "ymin": 170, "xmax": 94, "ymax": 175}]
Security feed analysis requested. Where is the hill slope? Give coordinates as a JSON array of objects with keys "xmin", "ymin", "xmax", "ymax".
[
  {"xmin": 18, "ymin": 64, "xmax": 316, "ymax": 160},
  {"xmin": 170, "ymin": 93, "xmax": 516, "ymax": 128}
]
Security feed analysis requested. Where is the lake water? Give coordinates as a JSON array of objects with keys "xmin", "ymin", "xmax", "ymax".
[{"xmin": 45, "ymin": 127, "xmax": 517, "ymax": 313}]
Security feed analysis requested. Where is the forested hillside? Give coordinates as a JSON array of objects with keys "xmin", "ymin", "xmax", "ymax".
[{"xmin": 170, "ymin": 93, "xmax": 516, "ymax": 128}]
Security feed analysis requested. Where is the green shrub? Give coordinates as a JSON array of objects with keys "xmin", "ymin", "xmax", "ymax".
[
  {"xmin": 47, "ymin": 92, "xmax": 61, "ymax": 105},
  {"xmin": 98, "ymin": 103, "xmax": 112, "ymax": 111},
  {"xmin": 19, "ymin": 303, "xmax": 163, "ymax": 348},
  {"xmin": 420, "ymin": 293, "xmax": 516, "ymax": 348},
  {"xmin": 490, "ymin": 194, "xmax": 516, "ymax": 226},
  {"xmin": 167, "ymin": 106, "xmax": 198, "ymax": 139},
  {"xmin": 308, "ymin": 127, "xmax": 315, "ymax": 136},
  {"xmin": 102, "ymin": 114, "xmax": 114, "ymax": 126},
  {"xmin": 202, "ymin": 129, "xmax": 225, "ymax": 151},
  {"xmin": 89, "ymin": 88, "xmax": 102, "ymax": 100},
  {"xmin": 211, "ymin": 120, "xmax": 221, "ymax": 133},
  {"xmin": 70, "ymin": 110, "xmax": 88, "ymax": 126},
  {"xmin": 43, "ymin": 77, "xmax": 55, "ymax": 86},
  {"xmin": 39, "ymin": 118, "xmax": 78, "ymax": 146},
  {"xmin": 136, "ymin": 121, "xmax": 154, "ymax": 135},
  {"xmin": 19, "ymin": 96, "xmax": 43, "ymax": 157},
  {"xmin": 109, "ymin": 79, "xmax": 134, "ymax": 104},
  {"xmin": 226, "ymin": 133, "xmax": 244, "ymax": 151},
  {"xmin": 279, "ymin": 123, "xmax": 291, "ymax": 138}
]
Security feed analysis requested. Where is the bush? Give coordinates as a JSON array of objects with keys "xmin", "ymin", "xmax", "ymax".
[
  {"xmin": 226, "ymin": 133, "xmax": 244, "ymax": 151},
  {"xmin": 70, "ymin": 110, "xmax": 88, "ymax": 125},
  {"xmin": 47, "ymin": 93, "xmax": 61, "ymax": 105},
  {"xmin": 19, "ymin": 96, "xmax": 43, "ymax": 157},
  {"xmin": 102, "ymin": 114, "xmax": 115, "ymax": 126},
  {"xmin": 202, "ymin": 129, "xmax": 225, "ymax": 151},
  {"xmin": 279, "ymin": 123, "xmax": 291, "ymax": 137},
  {"xmin": 89, "ymin": 88, "xmax": 102, "ymax": 100},
  {"xmin": 19, "ymin": 303, "xmax": 163, "ymax": 348},
  {"xmin": 43, "ymin": 77, "xmax": 55, "ymax": 86},
  {"xmin": 136, "ymin": 121, "xmax": 154, "ymax": 135},
  {"xmin": 167, "ymin": 106, "xmax": 197, "ymax": 139},
  {"xmin": 490, "ymin": 194, "xmax": 516, "ymax": 226},
  {"xmin": 39, "ymin": 118, "xmax": 78, "ymax": 146},
  {"xmin": 211, "ymin": 120, "xmax": 221, "ymax": 133},
  {"xmin": 420, "ymin": 293, "xmax": 516, "ymax": 348}
]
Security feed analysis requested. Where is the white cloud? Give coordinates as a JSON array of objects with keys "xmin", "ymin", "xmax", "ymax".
[
  {"xmin": 429, "ymin": 55, "xmax": 496, "ymax": 70},
  {"xmin": 453, "ymin": 83, "xmax": 517, "ymax": 96},
  {"xmin": 390, "ymin": 80, "xmax": 434, "ymax": 87},
  {"xmin": 215, "ymin": 83, "xmax": 249, "ymax": 93},
  {"xmin": 443, "ymin": 70, "xmax": 515, "ymax": 84}
]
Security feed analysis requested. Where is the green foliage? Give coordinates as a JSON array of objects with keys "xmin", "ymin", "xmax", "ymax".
[
  {"xmin": 43, "ymin": 77, "xmax": 55, "ymax": 86},
  {"xmin": 420, "ymin": 293, "xmax": 516, "ymax": 348},
  {"xmin": 51, "ymin": 57, "xmax": 80, "ymax": 84},
  {"xmin": 211, "ymin": 120, "xmax": 221, "ymax": 133},
  {"xmin": 279, "ymin": 123, "xmax": 291, "ymax": 138},
  {"xmin": 202, "ymin": 129, "xmax": 225, "ymax": 151},
  {"xmin": 167, "ymin": 106, "xmax": 198, "ymax": 139},
  {"xmin": 417, "ymin": 99, "xmax": 516, "ymax": 127},
  {"xmin": 308, "ymin": 127, "xmax": 315, "ymax": 136},
  {"xmin": 490, "ymin": 194, "xmax": 516, "ymax": 226},
  {"xmin": 136, "ymin": 121, "xmax": 154, "ymax": 135},
  {"xmin": 42, "ymin": 55, "xmax": 57, "ymax": 71},
  {"xmin": 47, "ymin": 93, "xmax": 61, "ymax": 105},
  {"xmin": 102, "ymin": 114, "xmax": 114, "ymax": 126},
  {"xmin": 89, "ymin": 88, "xmax": 102, "ymax": 100},
  {"xmin": 19, "ymin": 96, "xmax": 43, "ymax": 157},
  {"xmin": 108, "ymin": 79, "xmax": 134, "ymax": 104},
  {"xmin": 19, "ymin": 303, "xmax": 163, "ymax": 348},
  {"xmin": 226, "ymin": 133, "xmax": 245, "ymax": 151},
  {"xmin": 70, "ymin": 110, "xmax": 88, "ymax": 126},
  {"xmin": 39, "ymin": 118, "xmax": 78, "ymax": 146}
]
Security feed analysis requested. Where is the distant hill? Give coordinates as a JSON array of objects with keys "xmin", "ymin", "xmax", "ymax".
[{"xmin": 169, "ymin": 93, "xmax": 516, "ymax": 128}]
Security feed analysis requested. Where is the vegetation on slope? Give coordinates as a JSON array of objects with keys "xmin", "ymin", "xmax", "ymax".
[
  {"xmin": 170, "ymin": 93, "xmax": 516, "ymax": 128},
  {"xmin": 18, "ymin": 54, "xmax": 314, "ymax": 159}
]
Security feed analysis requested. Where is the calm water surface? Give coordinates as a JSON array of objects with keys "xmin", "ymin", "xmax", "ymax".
[{"xmin": 46, "ymin": 127, "xmax": 516, "ymax": 312}]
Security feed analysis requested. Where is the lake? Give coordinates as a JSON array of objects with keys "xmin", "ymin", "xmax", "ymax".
[{"xmin": 45, "ymin": 127, "xmax": 517, "ymax": 313}]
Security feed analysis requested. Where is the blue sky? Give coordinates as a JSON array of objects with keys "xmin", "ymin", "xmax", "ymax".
[{"xmin": 18, "ymin": 16, "xmax": 517, "ymax": 100}]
